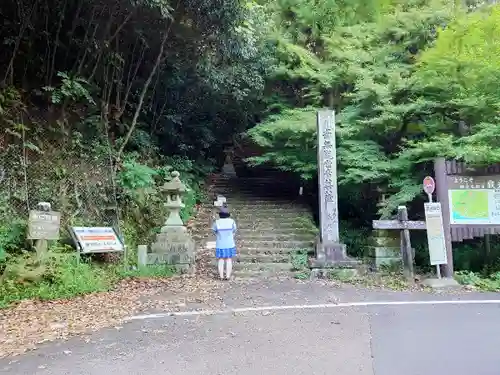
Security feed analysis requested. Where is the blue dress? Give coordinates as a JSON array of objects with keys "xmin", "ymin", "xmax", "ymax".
[{"xmin": 212, "ymin": 218, "xmax": 237, "ymax": 258}]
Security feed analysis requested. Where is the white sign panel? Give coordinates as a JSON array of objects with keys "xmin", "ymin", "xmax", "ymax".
[
  {"xmin": 214, "ymin": 195, "xmax": 227, "ymax": 207},
  {"xmin": 424, "ymin": 203, "xmax": 448, "ymax": 265},
  {"xmin": 72, "ymin": 227, "xmax": 124, "ymax": 253}
]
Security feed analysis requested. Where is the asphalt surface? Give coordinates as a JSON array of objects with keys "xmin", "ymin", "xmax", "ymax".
[{"xmin": 2, "ymin": 280, "xmax": 500, "ymax": 375}]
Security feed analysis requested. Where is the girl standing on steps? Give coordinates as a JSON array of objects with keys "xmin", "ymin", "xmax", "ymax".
[{"xmin": 213, "ymin": 207, "xmax": 237, "ymax": 280}]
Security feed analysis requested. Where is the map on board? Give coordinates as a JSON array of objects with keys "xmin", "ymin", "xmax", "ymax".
[
  {"xmin": 450, "ymin": 190, "xmax": 489, "ymax": 222},
  {"xmin": 447, "ymin": 175, "xmax": 500, "ymax": 225}
]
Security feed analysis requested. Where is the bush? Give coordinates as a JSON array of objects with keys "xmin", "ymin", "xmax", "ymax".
[
  {"xmin": 455, "ymin": 271, "xmax": 500, "ymax": 292},
  {"xmin": 0, "ymin": 220, "xmax": 27, "ymax": 261},
  {"xmin": 0, "ymin": 245, "xmax": 114, "ymax": 308},
  {"xmin": 340, "ymin": 221, "xmax": 371, "ymax": 258}
]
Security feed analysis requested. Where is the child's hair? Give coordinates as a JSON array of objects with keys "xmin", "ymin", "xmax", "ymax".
[{"xmin": 219, "ymin": 210, "xmax": 230, "ymax": 219}]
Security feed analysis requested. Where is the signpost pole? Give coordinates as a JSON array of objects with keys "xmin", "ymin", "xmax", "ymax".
[
  {"xmin": 423, "ymin": 176, "xmax": 442, "ymax": 279},
  {"xmin": 433, "ymin": 159, "xmax": 454, "ymax": 278}
]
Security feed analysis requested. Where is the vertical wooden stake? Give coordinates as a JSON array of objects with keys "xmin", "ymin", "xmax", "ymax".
[
  {"xmin": 35, "ymin": 239, "xmax": 48, "ymax": 261},
  {"xmin": 398, "ymin": 206, "xmax": 415, "ymax": 282},
  {"xmin": 485, "ymin": 233, "xmax": 491, "ymax": 273}
]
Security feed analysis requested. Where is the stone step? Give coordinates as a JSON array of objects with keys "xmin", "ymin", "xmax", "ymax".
[
  {"xmin": 236, "ymin": 240, "xmax": 314, "ymax": 248},
  {"xmin": 238, "ymin": 247, "xmax": 313, "ymax": 255},
  {"xmin": 234, "ymin": 219, "xmax": 314, "ymax": 226},
  {"xmin": 212, "ymin": 188, "xmax": 299, "ymax": 196},
  {"xmin": 236, "ymin": 254, "xmax": 290, "ymax": 263},
  {"xmin": 226, "ymin": 204, "xmax": 311, "ymax": 211},
  {"xmin": 233, "ymin": 262, "xmax": 292, "ymax": 272},
  {"xmin": 220, "ymin": 199, "xmax": 302, "ymax": 205},
  {"xmin": 237, "ymin": 228, "xmax": 317, "ymax": 236},
  {"xmin": 232, "ymin": 211, "xmax": 311, "ymax": 217},
  {"xmin": 234, "ymin": 213, "xmax": 311, "ymax": 218},
  {"xmin": 213, "ymin": 187, "xmax": 299, "ymax": 194},
  {"xmin": 204, "ymin": 204, "xmax": 308, "ymax": 212},
  {"xmin": 236, "ymin": 223, "xmax": 317, "ymax": 231},
  {"xmin": 234, "ymin": 218, "xmax": 313, "ymax": 224},
  {"xmin": 210, "ymin": 177, "xmax": 286, "ymax": 184},
  {"xmin": 237, "ymin": 234, "xmax": 316, "ymax": 241},
  {"xmin": 231, "ymin": 269, "xmax": 292, "ymax": 279}
]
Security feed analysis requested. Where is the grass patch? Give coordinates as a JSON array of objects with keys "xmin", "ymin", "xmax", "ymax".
[
  {"xmin": 290, "ymin": 249, "xmax": 311, "ymax": 279},
  {"xmin": 326, "ymin": 264, "xmax": 415, "ymax": 291},
  {"xmin": 117, "ymin": 264, "xmax": 175, "ymax": 278},
  {"xmin": 0, "ymin": 251, "xmax": 113, "ymax": 308},
  {"xmin": 0, "ymin": 245, "xmax": 176, "ymax": 309},
  {"xmin": 327, "ymin": 268, "xmax": 359, "ymax": 283},
  {"xmin": 455, "ymin": 271, "xmax": 500, "ymax": 292}
]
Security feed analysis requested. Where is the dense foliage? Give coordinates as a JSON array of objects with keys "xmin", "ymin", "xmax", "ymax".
[
  {"xmin": 0, "ymin": 0, "xmax": 271, "ymax": 301},
  {"xmin": 247, "ymin": 0, "xmax": 500, "ymax": 218}
]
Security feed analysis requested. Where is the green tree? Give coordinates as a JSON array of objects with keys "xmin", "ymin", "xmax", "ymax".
[{"xmin": 248, "ymin": 0, "xmax": 455, "ymax": 216}]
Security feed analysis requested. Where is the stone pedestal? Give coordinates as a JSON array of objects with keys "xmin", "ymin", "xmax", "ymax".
[
  {"xmin": 222, "ymin": 147, "xmax": 237, "ymax": 177},
  {"xmin": 310, "ymin": 238, "xmax": 360, "ymax": 278},
  {"xmin": 421, "ymin": 277, "xmax": 459, "ymax": 289},
  {"xmin": 149, "ymin": 226, "xmax": 195, "ymax": 274},
  {"xmin": 367, "ymin": 230, "xmax": 402, "ymax": 270},
  {"xmin": 137, "ymin": 171, "xmax": 196, "ymax": 274}
]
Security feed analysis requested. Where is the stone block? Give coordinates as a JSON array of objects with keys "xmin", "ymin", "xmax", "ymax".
[
  {"xmin": 366, "ymin": 246, "xmax": 402, "ymax": 269},
  {"xmin": 310, "ymin": 238, "xmax": 360, "ymax": 269},
  {"xmin": 138, "ymin": 226, "xmax": 196, "ymax": 273},
  {"xmin": 421, "ymin": 277, "xmax": 460, "ymax": 289},
  {"xmin": 309, "ymin": 267, "xmax": 359, "ymax": 280}
]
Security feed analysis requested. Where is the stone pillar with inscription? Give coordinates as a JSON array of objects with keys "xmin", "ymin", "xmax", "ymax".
[
  {"xmin": 310, "ymin": 109, "xmax": 359, "ymax": 274},
  {"xmin": 137, "ymin": 171, "xmax": 196, "ymax": 274}
]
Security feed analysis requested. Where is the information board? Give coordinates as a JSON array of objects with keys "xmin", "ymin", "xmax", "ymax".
[
  {"xmin": 71, "ymin": 227, "xmax": 124, "ymax": 253},
  {"xmin": 447, "ymin": 175, "xmax": 500, "ymax": 225},
  {"xmin": 424, "ymin": 203, "xmax": 448, "ymax": 265},
  {"xmin": 27, "ymin": 210, "xmax": 61, "ymax": 240}
]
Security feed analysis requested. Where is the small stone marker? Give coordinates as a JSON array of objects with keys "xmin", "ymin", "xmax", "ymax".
[
  {"xmin": 137, "ymin": 171, "xmax": 196, "ymax": 274},
  {"xmin": 372, "ymin": 206, "xmax": 426, "ymax": 281}
]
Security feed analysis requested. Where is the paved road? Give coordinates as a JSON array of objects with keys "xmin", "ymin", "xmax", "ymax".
[{"xmin": 2, "ymin": 280, "xmax": 500, "ymax": 375}]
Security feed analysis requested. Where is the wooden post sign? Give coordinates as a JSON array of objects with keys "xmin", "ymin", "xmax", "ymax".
[
  {"xmin": 27, "ymin": 209, "xmax": 61, "ymax": 240},
  {"xmin": 28, "ymin": 203, "xmax": 61, "ymax": 259},
  {"xmin": 70, "ymin": 227, "xmax": 124, "ymax": 254},
  {"xmin": 372, "ymin": 206, "xmax": 426, "ymax": 281}
]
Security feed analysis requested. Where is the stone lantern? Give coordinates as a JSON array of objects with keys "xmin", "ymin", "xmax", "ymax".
[
  {"xmin": 222, "ymin": 146, "xmax": 237, "ymax": 177},
  {"xmin": 161, "ymin": 171, "xmax": 187, "ymax": 229},
  {"xmin": 136, "ymin": 170, "xmax": 195, "ymax": 274}
]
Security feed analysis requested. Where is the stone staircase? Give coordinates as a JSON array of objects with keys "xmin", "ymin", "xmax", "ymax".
[{"xmin": 209, "ymin": 175, "xmax": 317, "ymax": 278}]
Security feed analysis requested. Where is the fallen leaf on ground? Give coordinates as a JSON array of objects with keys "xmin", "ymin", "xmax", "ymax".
[{"xmin": 0, "ymin": 272, "xmax": 222, "ymax": 358}]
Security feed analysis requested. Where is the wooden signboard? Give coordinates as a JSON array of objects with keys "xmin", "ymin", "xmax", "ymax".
[{"xmin": 27, "ymin": 210, "xmax": 61, "ymax": 240}]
